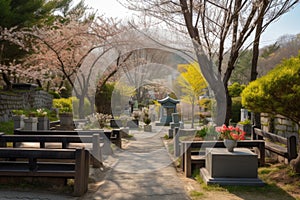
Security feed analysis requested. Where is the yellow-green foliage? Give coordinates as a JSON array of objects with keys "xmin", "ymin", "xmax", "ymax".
[
  {"xmin": 177, "ymin": 62, "xmax": 207, "ymax": 103},
  {"xmin": 53, "ymin": 98, "xmax": 73, "ymax": 113},
  {"xmin": 228, "ymin": 82, "xmax": 246, "ymax": 97},
  {"xmin": 242, "ymin": 52, "xmax": 300, "ymax": 123},
  {"xmin": 198, "ymin": 98, "xmax": 211, "ymax": 110}
]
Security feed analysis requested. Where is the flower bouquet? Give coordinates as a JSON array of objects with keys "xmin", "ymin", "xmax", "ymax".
[
  {"xmin": 215, "ymin": 124, "xmax": 246, "ymax": 141},
  {"xmin": 215, "ymin": 124, "xmax": 246, "ymax": 152}
]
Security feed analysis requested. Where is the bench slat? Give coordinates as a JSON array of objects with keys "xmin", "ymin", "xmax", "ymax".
[
  {"xmin": 254, "ymin": 128, "xmax": 287, "ymax": 144},
  {"xmin": 0, "ymin": 171, "xmax": 76, "ymax": 177}
]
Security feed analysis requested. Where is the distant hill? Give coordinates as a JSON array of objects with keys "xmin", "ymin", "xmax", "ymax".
[{"xmin": 258, "ymin": 33, "xmax": 300, "ymax": 77}]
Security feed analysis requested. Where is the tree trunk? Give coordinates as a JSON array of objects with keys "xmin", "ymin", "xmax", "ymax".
[
  {"xmin": 191, "ymin": 97, "xmax": 195, "ymax": 128},
  {"xmin": 291, "ymin": 153, "xmax": 300, "ymax": 173},
  {"xmin": 2, "ymin": 72, "xmax": 12, "ymax": 90},
  {"xmin": 249, "ymin": 1, "xmax": 267, "ymax": 130},
  {"xmin": 225, "ymin": 86, "xmax": 232, "ymax": 125},
  {"xmin": 78, "ymin": 95, "xmax": 85, "ymax": 119},
  {"xmin": 36, "ymin": 79, "xmax": 43, "ymax": 88}
]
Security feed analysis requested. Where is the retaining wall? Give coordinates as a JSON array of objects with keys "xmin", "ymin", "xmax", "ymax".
[
  {"xmin": 0, "ymin": 90, "xmax": 53, "ymax": 122},
  {"xmin": 261, "ymin": 113, "xmax": 299, "ymax": 142}
]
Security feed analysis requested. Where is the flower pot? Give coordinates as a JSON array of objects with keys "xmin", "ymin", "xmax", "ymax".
[
  {"xmin": 224, "ymin": 139, "xmax": 237, "ymax": 152},
  {"xmin": 38, "ymin": 116, "xmax": 50, "ymax": 130},
  {"xmin": 24, "ymin": 117, "xmax": 38, "ymax": 131},
  {"xmin": 144, "ymin": 124, "xmax": 152, "ymax": 132},
  {"xmin": 13, "ymin": 115, "xmax": 25, "ymax": 129},
  {"xmin": 58, "ymin": 113, "xmax": 74, "ymax": 130}
]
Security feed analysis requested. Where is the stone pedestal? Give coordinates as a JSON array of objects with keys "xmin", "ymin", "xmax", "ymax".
[
  {"xmin": 13, "ymin": 115, "xmax": 25, "ymax": 129},
  {"xmin": 144, "ymin": 125, "xmax": 152, "ymax": 132},
  {"xmin": 38, "ymin": 117, "xmax": 50, "ymax": 130},
  {"xmin": 200, "ymin": 148, "xmax": 264, "ymax": 186},
  {"xmin": 24, "ymin": 117, "xmax": 38, "ymax": 131},
  {"xmin": 57, "ymin": 113, "xmax": 74, "ymax": 130}
]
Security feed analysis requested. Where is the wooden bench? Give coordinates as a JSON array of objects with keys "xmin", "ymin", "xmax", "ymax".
[
  {"xmin": 252, "ymin": 127, "xmax": 298, "ymax": 162},
  {"xmin": 0, "ymin": 147, "xmax": 89, "ymax": 196},
  {"xmin": 14, "ymin": 129, "xmax": 122, "ymax": 148},
  {"xmin": 0, "ymin": 133, "xmax": 104, "ymax": 168},
  {"xmin": 181, "ymin": 140, "xmax": 265, "ymax": 177}
]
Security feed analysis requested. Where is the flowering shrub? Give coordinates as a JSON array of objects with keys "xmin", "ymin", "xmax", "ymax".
[
  {"xmin": 36, "ymin": 108, "xmax": 48, "ymax": 117},
  {"xmin": 215, "ymin": 124, "xmax": 246, "ymax": 140},
  {"xmin": 53, "ymin": 98, "xmax": 72, "ymax": 113},
  {"xmin": 142, "ymin": 107, "xmax": 151, "ymax": 125},
  {"xmin": 132, "ymin": 111, "xmax": 141, "ymax": 120},
  {"xmin": 95, "ymin": 113, "xmax": 112, "ymax": 128}
]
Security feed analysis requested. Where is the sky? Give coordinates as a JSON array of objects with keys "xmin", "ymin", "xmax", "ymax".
[{"xmin": 83, "ymin": 0, "xmax": 300, "ymax": 47}]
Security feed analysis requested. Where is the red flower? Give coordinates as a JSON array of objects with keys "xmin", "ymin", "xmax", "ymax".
[{"xmin": 215, "ymin": 124, "xmax": 246, "ymax": 141}]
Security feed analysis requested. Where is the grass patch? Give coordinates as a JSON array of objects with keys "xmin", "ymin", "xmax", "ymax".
[
  {"xmin": 126, "ymin": 134, "xmax": 134, "ymax": 139},
  {"xmin": 0, "ymin": 120, "xmax": 14, "ymax": 135},
  {"xmin": 194, "ymin": 173, "xmax": 227, "ymax": 192},
  {"xmin": 190, "ymin": 190, "xmax": 204, "ymax": 197},
  {"xmin": 163, "ymin": 134, "xmax": 169, "ymax": 140},
  {"xmin": 190, "ymin": 163, "xmax": 298, "ymax": 199}
]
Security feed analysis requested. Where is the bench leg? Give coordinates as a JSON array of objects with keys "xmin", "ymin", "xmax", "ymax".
[
  {"xmin": 74, "ymin": 148, "xmax": 89, "ymax": 196},
  {"xmin": 184, "ymin": 144, "xmax": 192, "ymax": 177}
]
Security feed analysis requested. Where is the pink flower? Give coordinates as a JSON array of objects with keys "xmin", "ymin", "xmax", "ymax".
[
  {"xmin": 215, "ymin": 124, "xmax": 246, "ymax": 141},
  {"xmin": 230, "ymin": 132, "xmax": 239, "ymax": 140}
]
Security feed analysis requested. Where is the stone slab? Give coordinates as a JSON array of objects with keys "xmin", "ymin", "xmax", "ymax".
[
  {"xmin": 201, "ymin": 148, "xmax": 264, "ymax": 186},
  {"xmin": 206, "ymin": 148, "xmax": 258, "ymax": 178},
  {"xmin": 200, "ymin": 167, "xmax": 265, "ymax": 186}
]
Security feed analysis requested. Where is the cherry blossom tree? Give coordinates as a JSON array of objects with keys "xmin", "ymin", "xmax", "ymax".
[
  {"xmin": 0, "ymin": 0, "xmax": 77, "ymax": 89},
  {"xmin": 21, "ymin": 15, "xmax": 124, "ymax": 118}
]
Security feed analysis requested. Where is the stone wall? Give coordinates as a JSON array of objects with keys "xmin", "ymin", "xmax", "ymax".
[
  {"xmin": 0, "ymin": 90, "xmax": 53, "ymax": 122},
  {"xmin": 261, "ymin": 113, "xmax": 299, "ymax": 140}
]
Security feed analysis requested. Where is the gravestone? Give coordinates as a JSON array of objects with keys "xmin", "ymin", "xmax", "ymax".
[
  {"xmin": 240, "ymin": 108, "xmax": 248, "ymax": 121},
  {"xmin": 200, "ymin": 148, "xmax": 264, "ymax": 186}
]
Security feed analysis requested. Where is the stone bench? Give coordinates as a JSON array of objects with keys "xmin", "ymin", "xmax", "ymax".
[{"xmin": 0, "ymin": 147, "xmax": 89, "ymax": 196}]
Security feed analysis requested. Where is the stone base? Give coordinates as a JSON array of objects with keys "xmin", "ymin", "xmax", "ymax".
[
  {"xmin": 200, "ymin": 148, "xmax": 264, "ymax": 186},
  {"xmin": 144, "ymin": 125, "xmax": 152, "ymax": 132},
  {"xmin": 200, "ymin": 168, "xmax": 264, "ymax": 186}
]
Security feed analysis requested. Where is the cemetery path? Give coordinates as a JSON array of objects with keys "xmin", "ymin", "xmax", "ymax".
[{"xmin": 82, "ymin": 126, "xmax": 190, "ymax": 200}]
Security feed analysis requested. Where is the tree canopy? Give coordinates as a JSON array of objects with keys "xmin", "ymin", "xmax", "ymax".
[
  {"xmin": 177, "ymin": 62, "xmax": 207, "ymax": 127},
  {"xmin": 241, "ymin": 52, "xmax": 300, "ymax": 124}
]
